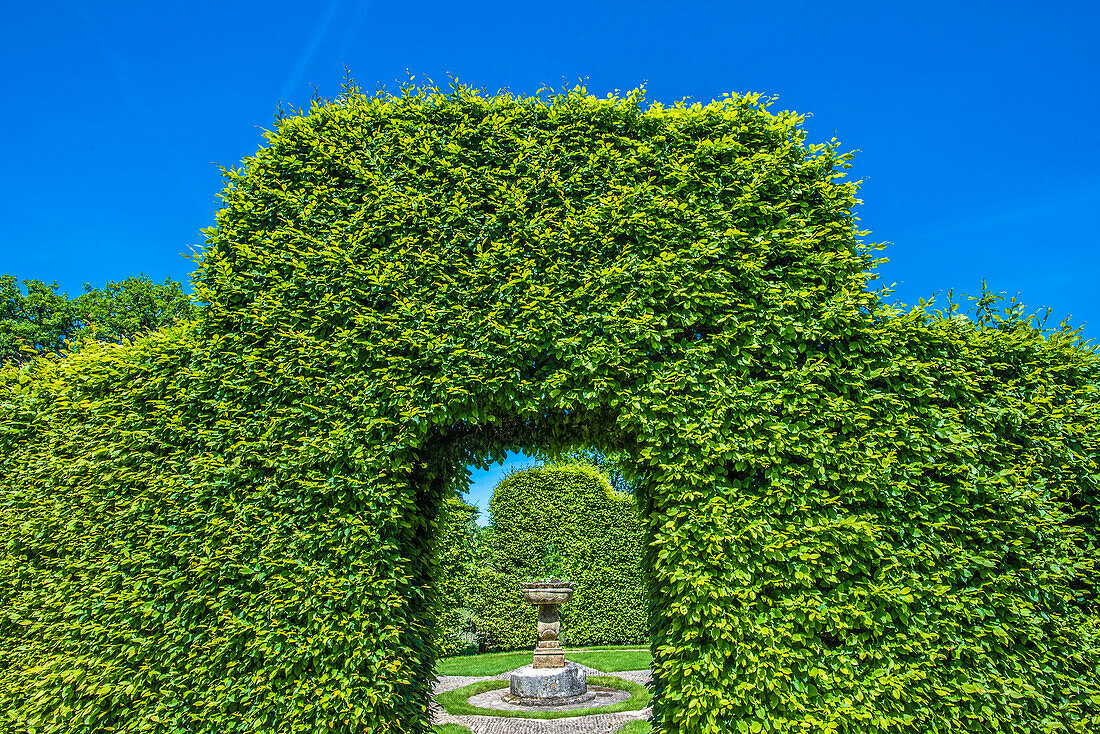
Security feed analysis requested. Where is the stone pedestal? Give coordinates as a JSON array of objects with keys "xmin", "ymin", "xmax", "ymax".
[
  {"xmin": 533, "ymin": 603, "xmax": 565, "ymax": 668},
  {"xmin": 510, "ymin": 580, "xmax": 591, "ymax": 705},
  {"xmin": 519, "ymin": 581, "xmax": 575, "ymax": 669},
  {"xmin": 505, "ymin": 662, "xmax": 595, "ymax": 706}
]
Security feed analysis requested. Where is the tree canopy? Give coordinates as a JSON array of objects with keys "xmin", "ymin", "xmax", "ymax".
[{"xmin": 0, "ymin": 274, "xmax": 195, "ymax": 363}]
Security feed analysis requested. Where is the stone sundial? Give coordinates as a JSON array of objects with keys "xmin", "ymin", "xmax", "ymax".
[{"xmin": 505, "ymin": 580, "xmax": 594, "ymax": 706}]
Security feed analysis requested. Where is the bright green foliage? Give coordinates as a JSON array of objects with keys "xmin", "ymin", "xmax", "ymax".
[
  {"xmin": 0, "ymin": 329, "xmax": 206, "ymax": 730},
  {"xmin": 434, "ymin": 494, "xmax": 480, "ymax": 656},
  {"xmin": 468, "ymin": 464, "xmax": 645, "ymax": 649},
  {"xmin": 1, "ymin": 85, "xmax": 1097, "ymax": 734}
]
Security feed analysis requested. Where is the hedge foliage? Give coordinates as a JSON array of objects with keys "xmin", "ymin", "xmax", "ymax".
[
  {"xmin": 466, "ymin": 463, "xmax": 646, "ymax": 649},
  {"xmin": 1, "ymin": 85, "xmax": 1097, "ymax": 733},
  {"xmin": 434, "ymin": 495, "xmax": 480, "ymax": 657}
]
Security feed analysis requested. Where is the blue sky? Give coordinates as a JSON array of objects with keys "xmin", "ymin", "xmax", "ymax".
[
  {"xmin": 466, "ymin": 452, "xmax": 537, "ymax": 525},
  {"xmin": 3, "ymin": 1, "xmax": 1097, "ymax": 519}
]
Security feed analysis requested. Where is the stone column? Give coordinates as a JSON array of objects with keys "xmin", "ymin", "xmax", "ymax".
[{"xmin": 534, "ymin": 603, "xmax": 565, "ymax": 668}]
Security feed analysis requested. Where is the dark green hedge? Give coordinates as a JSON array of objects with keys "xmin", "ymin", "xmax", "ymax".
[
  {"xmin": 467, "ymin": 463, "xmax": 646, "ymax": 649},
  {"xmin": 0, "ymin": 85, "xmax": 1097, "ymax": 734}
]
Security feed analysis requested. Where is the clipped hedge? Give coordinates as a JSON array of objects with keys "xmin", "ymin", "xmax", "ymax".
[
  {"xmin": 468, "ymin": 463, "xmax": 646, "ymax": 649},
  {"xmin": 0, "ymin": 84, "xmax": 1097, "ymax": 734},
  {"xmin": 635, "ymin": 306, "xmax": 1100, "ymax": 733},
  {"xmin": 434, "ymin": 495, "xmax": 480, "ymax": 657},
  {"xmin": 0, "ymin": 322, "xmax": 453, "ymax": 732}
]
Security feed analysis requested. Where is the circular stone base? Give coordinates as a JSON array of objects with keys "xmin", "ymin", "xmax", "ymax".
[
  {"xmin": 509, "ymin": 661, "xmax": 587, "ymax": 701},
  {"xmin": 468, "ymin": 685, "xmax": 631, "ymax": 713},
  {"xmin": 503, "ymin": 690, "xmax": 596, "ymax": 707}
]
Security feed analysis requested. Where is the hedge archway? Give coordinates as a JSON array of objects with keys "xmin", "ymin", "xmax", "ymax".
[{"xmin": 1, "ymin": 87, "xmax": 1097, "ymax": 734}]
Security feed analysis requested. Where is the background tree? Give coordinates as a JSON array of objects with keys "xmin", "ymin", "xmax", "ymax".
[
  {"xmin": 536, "ymin": 447, "xmax": 638, "ymax": 493},
  {"xmin": 0, "ymin": 274, "xmax": 195, "ymax": 363},
  {"xmin": 76, "ymin": 276, "xmax": 195, "ymax": 343},
  {"xmin": 0, "ymin": 276, "xmax": 79, "ymax": 363}
]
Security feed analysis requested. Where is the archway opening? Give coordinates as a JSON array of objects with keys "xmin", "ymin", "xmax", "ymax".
[{"xmin": 435, "ymin": 433, "xmax": 650, "ymax": 660}]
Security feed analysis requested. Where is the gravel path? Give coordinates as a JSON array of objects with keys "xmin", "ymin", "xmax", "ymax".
[{"xmin": 432, "ymin": 668, "xmax": 652, "ymax": 734}]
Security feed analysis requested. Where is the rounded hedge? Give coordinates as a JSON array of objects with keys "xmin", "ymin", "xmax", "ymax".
[
  {"xmin": 467, "ymin": 463, "xmax": 646, "ymax": 649},
  {"xmin": 0, "ymin": 85, "xmax": 1097, "ymax": 734}
]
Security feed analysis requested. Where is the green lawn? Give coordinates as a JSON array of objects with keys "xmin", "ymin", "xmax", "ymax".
[
  {"xmin": 431, "ymin": 726, "xmax": 473, "ymax": 734},
  {"xmin": 437, "ymin": 645, "xmax": 651, "ymax": 676},
  {"xmin": 434, "ymin": 675, "xmax": 650, "ymax": 720},
  {"xmin": 564, "ymin": 649, "xmax": 651, "ymax": 673}
]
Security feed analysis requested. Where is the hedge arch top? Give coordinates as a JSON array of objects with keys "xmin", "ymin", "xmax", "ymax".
[{"xmin": 199, "ymin": 85, "xmax": 877, "ymax": 457}]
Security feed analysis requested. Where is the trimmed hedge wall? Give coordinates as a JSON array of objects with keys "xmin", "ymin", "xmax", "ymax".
[
  {"xmin": 467, "ymin": 463, "xmax": 646, "ymax": 649},
  {"xmin": 434, "ymin": 495, "xmax": 480, "ymax": 657},
  {"xmin": 0, "ymin": 85, "xmax": 1097, "ymax": 733},
  {"xmin": 0, "ymin": 322, "xmax": 453, "ymax": 732},
  {"xmin": 634, "ymin": 306, "xmax": 1100, "ymax": 733}
]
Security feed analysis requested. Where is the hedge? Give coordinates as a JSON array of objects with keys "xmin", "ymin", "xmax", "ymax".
[
  {"xmin": 636, "ymin": 304, "xmax": 1100, "ymax": 733},
  {"xmin": 434, "ymin": 495, "xmax": 480, "ymax": 657},
  {"xmin": 0, "ymin": 84, "xmax": 1097, "ymax": 733},
  {"xmin": 467, "ymin": 463, "xmax": 646, "ymax": 649}
]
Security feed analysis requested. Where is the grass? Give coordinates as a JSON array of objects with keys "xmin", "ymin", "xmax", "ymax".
[
  {"xmin": 562, "ymin": 649, "xmax": 651, "ymax": 673},
  {"xmin": 432, "ymin": 726, "xmax": 473, "ymax": 734},
  {"xmin": 434, "ymin": 675, "xmax": 650, "ymax": 720},
  {"xmin": 436, "ymin": 651, "xmax": 530, "ymax": 676},
  {"xmin": 616, "ymin": 721, "xmax": 652, "ymax": 733},
  {"xmin": 437, "ymin": 645, "xmax": 651, "ymax": 676}
]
